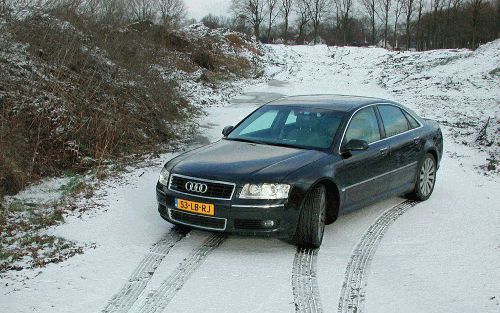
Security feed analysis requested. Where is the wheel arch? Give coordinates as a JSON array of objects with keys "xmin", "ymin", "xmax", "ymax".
[
  {"xmin": 306, "ymin": 178, "xmax": 341, "ymax": 225},
  {"xmin": 426, "ymin": 147, "xmax": 439, "ymax": 167},
  {"xmin": 423, "ymin": 138, "xmax": 440, "ymax": 168}
]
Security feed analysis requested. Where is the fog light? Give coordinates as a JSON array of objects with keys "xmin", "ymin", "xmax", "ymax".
[{"xmin": 262, "ymin": 220, "xmax": 275, "ymax": 228}]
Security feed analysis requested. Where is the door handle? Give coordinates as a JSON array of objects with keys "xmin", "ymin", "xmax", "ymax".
[
  {"xmin": 380, "ymin": 147, "xmax": 389, "ymax": 156},
  {"xmin": 413, "ymin": 137, "xmax": 421, "ymax": 144}
]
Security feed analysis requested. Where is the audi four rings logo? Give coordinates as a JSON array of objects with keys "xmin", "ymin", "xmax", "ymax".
[{"xmin": 185, "ymin": 181, "xmax": 208, "ymax": 193}]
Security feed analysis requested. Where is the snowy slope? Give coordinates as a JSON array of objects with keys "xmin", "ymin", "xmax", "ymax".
[
  {"xmin": 256, "ymin": 42, "xmax": 499, "ymax": 173},
  {"xmin": 1, "ymin": 42, "xmax": 499, "ymax": 313}
]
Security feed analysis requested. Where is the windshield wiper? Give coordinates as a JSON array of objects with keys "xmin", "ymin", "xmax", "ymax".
[
  {"xmin": 224, "ymin": 137, "xmax": 265, "ymax": 145},
  {"xmin": 225, "ymin": 137, "xmax": 308, "ymax": 150},
  {"xmin": 263, "ymin": 142, "xmax": 306, "ymax": 149}
]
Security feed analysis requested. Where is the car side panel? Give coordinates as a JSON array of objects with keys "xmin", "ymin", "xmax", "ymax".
[
  {"xmin": 335, "ymin": 140, "xmax": 393, "ymax": 213},
  {"xmin": 386, "ymin": 128, "xmax": 424, "ymax": 190},
  {"xmin": 408, "ymin": 122, "xmax": 443, "ymax": 185}
]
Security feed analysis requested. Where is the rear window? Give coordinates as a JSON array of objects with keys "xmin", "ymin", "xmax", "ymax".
[
  {"xmin": 403, "ymin": 110, "xmax": 420, "ymax": 129},
  {"xmin": 378, "ymin": 105, "xmax": 409, "ymax": 137}
]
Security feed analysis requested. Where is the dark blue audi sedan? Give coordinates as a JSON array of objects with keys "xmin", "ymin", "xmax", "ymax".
[{"xmin": 156, "ymin": 95, "xmax": 443, "ymax": 247}]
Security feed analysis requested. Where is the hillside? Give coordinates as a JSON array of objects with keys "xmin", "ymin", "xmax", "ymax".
[{"xmin": 0, "ymin": 10, "xmax": 263, "ymax": 197}]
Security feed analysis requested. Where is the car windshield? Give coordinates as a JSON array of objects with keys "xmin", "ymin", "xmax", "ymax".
[{"xmin": 226, "ymin": 105, "xmax": 345, "ymax": 150}]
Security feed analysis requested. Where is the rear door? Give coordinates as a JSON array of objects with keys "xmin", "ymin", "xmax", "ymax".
[
  {"xmin": 336, "ymin": 106, "xmax": 392, "ymax": 211},
  {"xmin": 376, "ymin": 104, "xmax": 423, "ymax": 191}
]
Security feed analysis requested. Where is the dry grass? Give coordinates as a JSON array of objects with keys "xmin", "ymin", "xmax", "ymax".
[
  {"xmin": 0, "ymin": 6, "xmax": 261, "ymax": 198},
  {"xmin": 0, "ymin": 15, "xmax": 177, "ymax": 197},
  {"xmin": 225, "ymin": 33, "xmax": 263, "ymax": 56}
]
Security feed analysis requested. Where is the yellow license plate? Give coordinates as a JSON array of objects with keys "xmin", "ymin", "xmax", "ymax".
[{"xmin": 175, "ymin": 198, "xmax": 214, "ymax": 216}]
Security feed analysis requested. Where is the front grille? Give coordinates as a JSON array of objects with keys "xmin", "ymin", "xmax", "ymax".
[
  {"xmin": 169, "ymin": 175, "xmax": 235, "ymax": 200},
  {"xmin": 169, "ymin": 209, "xmax": 226, "ymax": 230}
]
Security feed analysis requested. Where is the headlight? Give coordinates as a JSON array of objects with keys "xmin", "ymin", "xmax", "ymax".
[
  {"xmin": 239, "ymin": 183, "xmax": 291, "ymax": 199},
  {"xmin": 158, "ymin": 167, "xmax": 170, "ymax": 186}
]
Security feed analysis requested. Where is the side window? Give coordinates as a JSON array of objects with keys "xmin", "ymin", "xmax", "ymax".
[
  {"xmin": 238, "ymin": 109, "xmax": 279, "ymax": 135},
  {"xmin": 403, "ymin": 110, "xmax": 420, "ymax": 129},
  {"xmin": 378, "ymin": 105, "xmax": 409, "ymax": 137},
  {"xmin": 344, "ymin": 107, "xmax": 381, "ymax": 144}
]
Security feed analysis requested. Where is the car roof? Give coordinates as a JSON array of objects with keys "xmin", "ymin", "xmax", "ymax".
[{"xmin": 267, "ymin": 94, "xmax": 396, "ymax": 112}]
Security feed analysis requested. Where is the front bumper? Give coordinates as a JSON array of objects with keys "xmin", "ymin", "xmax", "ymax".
[{"xmin": 156, "ymin": 182, "xmax": 299, "ymax": 239}]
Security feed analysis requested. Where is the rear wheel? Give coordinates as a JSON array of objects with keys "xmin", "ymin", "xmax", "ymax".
[
  {"xmin": 294, "ymin": 185, "xmax": 326, "ymax": 248},
  {"xmin": 408, "ymin": 153, "xmax": 437, "ymax": 201}
]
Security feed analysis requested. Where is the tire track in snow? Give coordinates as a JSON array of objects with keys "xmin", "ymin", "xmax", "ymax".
[
  {"xmin": 135, "ymin": 233, "xmax": 226, "ymax": 313},
  {"xmin": 337, "ymin": 200, "xmax": 419, "ymax": 313},
  {"xmin": 101, "ymin": 227, "xmax": 188, "ymax": 313},
  {"xmin": 292, "ymin": 247, "xmax": 323, "ymax": 313}
]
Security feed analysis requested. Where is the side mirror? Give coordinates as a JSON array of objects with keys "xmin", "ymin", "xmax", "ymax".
[
  {"xmin": 222, "ymin": 125, "xmax": 234, "ymax": 137},
  {"xmin": 341, "ymin": 139, "xmax": 369, "ymax": 153}
]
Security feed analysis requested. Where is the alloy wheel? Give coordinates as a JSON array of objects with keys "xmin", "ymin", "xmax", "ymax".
[{"xmin": 419, "ymin": 157, "xmax": 436, "ymax": 197}]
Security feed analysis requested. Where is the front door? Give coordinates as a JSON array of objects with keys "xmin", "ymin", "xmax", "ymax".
[{"xmin": 336, "ymin": 106, "xmax": 392, "ymax": 212}]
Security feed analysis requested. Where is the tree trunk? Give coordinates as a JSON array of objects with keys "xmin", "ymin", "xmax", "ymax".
[
  {"xmin": 384, "ymin": 17, "xmax": 388, "ymax": 48},
  {"xmin": 267, "ymin": 10, "xmax": 272, "ymax": 42},
  {"xmin": 335, "ymin": 11, "xmax": 340, "ymax": 44},
  {"xmin": 371, "ymin": 15, "xmax": 376, "ymax": 44},
  {"xmin": 405, "ymin": 13, "xmax": 411, "ymax": 49},
  {"xmin": 314, "ymin": 21, "xmax": 319, "ymax": 44},
  {"xmin": 393, "ymin": 17, "xmax": 398, "ymax": 49},
  {"xmin": 284, "ymin": 14, "xmax": 289, "ymax": 43},
  {"xmin": 343, "ymin": 16, "xmax": 348, "ymax": 44},
  {"xmin": 267, "ymin": 21, "xmax": 272, "ymax": 42},
  {"xmin": 298, "ymin": 23, "xmax": 305, "ymax": 44},
  {"xmin": 254, "ymin": 24, "xmax": 260, "ymax": 39},
  {"xmin": 416, "ymin": 1, "xmax": 423, "ymax": 50},
  {"xmin": 471, "ymin": 0, "xmax": 482, "ymax": 48}
]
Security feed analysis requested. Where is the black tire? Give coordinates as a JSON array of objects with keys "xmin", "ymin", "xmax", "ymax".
[
  {"xmin": 407, "ymin": 153, "xmax": 437, "ymax": 201},
  {"xmin": 325, "ymin": 192, "xmax": 339, "ymax": 225},
  {"xmin": 294, "ymin": 185, "xmax": 327, "ymax": 248}
]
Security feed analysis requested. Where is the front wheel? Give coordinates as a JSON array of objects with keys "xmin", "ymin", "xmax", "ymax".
[
  {"xmin": 408, "ymin": 153, "xmax": 437, "ymax": 201},
  {"xmin": 294, "ymin": 185, "xmax": 326, "ymax": 248}
]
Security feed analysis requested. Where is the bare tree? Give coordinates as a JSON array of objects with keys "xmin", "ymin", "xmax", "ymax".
[
  {"xmin": 415, "ymin": 0, "xmax": 424, "ymax": 49},
  {"xmin": 295, "ymin": 0, "xmax": 311, "ymax": 43},
  {"xmin": 361, "ymin": 0, "xmax": 377, "ymax": 44},
  {"xmin": 129, "ymin": 0, "xmax": 156, "ymax": 21},
  {"xmin": 402, "ymin": 0, "xmax": 415, "ymax": 49},
  {"xmin": 231, "ymin": 0, "xmax": 265, "ymax": 39},
  {"xmin": 280, "ymin": 0, "xmax": 293, "ymax": 43},
  {"xmin": 96, "ymin": 0, "xmax": 130, "ymax": 24},
  {"xmin": 429, "ymin": 0, "xmax": 443, "ymax": 48},
  {"xmin": 470, "ymin": 0, "xmax": 483, "ymax": 48},
  {"xmin": 334, "ymin": 0, "xmax": 354, "ymax": 44},
  {"xmin": 448, "ymin": 0, "xmax": 462, "ymax": 47},
  {"xmin": 393, "ymin": 0, "xmax": 403, "ymax": 48},
  {"xmin": 157, "ymin": 0, "xmax": 186, "ymax": 28},
  {"xmin": 266, "ymin": 0, "xmax": 279, "ymax": 41},
  {"xmin": 307, "ymin": 0, "xmax": 329, "ymax": 44},
  {"xmin": 201, "ymin": 14, "xmax": 221, "ymax": 28},
  {"xmin": 377, "ymin": 0, "xmax": 392, "ymax": 47}
]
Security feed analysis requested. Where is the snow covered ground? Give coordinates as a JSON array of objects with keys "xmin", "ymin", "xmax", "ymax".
[{"xmin": 1, "ymin": 42, "xmax": 499, "ymax": 313}]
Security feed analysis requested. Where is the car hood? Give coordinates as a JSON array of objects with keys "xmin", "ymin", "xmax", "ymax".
[{"xmin": 169, "ymin": 139, "xmax": 327, "ymax": 182}]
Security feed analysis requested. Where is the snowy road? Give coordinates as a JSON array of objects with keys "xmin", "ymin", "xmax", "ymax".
[{"xmin": 1, "ymin": 44, "xmax": 499, "ymax": 313}]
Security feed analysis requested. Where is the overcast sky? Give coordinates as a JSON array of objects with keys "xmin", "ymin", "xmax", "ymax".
[{"xmin": 184, "ymin": 0, "xmax": 232, "ymax": 21}]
